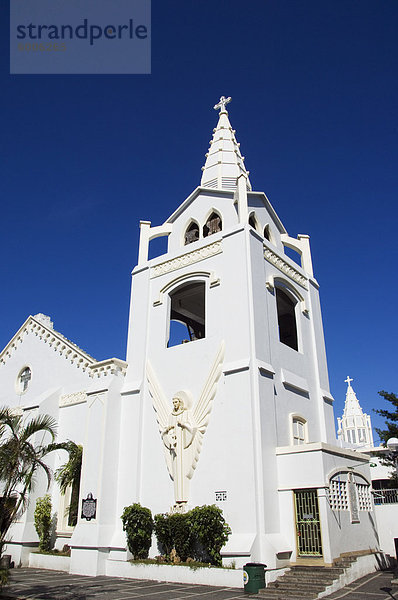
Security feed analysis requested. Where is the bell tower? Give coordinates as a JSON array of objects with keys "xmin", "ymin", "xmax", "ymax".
[{"xmin": 116, "ymin": 98, "xmax": 374, "ymax": 568}]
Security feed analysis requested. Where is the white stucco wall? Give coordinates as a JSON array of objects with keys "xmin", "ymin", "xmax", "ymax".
[{"xmin": 374, "ymin": 504, "xmax": 398, "ymax": 558}]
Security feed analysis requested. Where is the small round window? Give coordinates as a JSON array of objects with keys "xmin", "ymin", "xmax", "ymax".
[{"xmin": 17, "ymin": 366, "xmax": 31, "ymax": 394}]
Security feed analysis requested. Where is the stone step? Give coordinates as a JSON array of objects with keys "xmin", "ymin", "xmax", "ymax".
[
  {"xmin": 259, "ymin": 591, "xmax": 318, "ymax": 600},
  {"xmin": 268, "ymin": 580, "xmax": 331, "ymax": 590},
  {"xmin": 291, "ymin": 566, "xmax": 344, "ymax": 573},
  {"xmin": 260, "ymin": 590, "xmax": 318, "ymax": 597},
  {"xmin": 278, "ymin": 572, "xmax": 341, "ymax": 582},
  {"xmin": 257, "ymin": 556, "xmax": 356, "ymax": 599},
  {"xmin": 289, "ymin": 567, "xmax": 345, "ymax": 577},
  {"xmin": 270, "ymin": 581, "xmax": 336, "ymax": 591},
  {"xmin": 334, "ymin": 559, "xmax": 355, "ymax": 568}
]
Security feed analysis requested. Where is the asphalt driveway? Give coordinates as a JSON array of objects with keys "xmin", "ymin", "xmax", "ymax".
[{"xmin": 1, "ymin": 567, "xmax": 397, "ymax": 600}]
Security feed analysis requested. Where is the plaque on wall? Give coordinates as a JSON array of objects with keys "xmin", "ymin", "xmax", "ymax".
[
  {"xmin": 347, "ymin": 472, "xmax": 359, "ymax": 523},
  {"xmin": 81, "ymin": 493, "xmax": 97, "ymax": 521}
]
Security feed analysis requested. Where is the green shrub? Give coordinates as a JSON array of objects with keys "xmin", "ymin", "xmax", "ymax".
[
  {"xmin": 153, "ymin": 513, "xmax": 173, "ymax": 557},
  {"xmin": 189, "ymin": 505, "xmax": 231, "ymax": 566},
  {"xmin": 34, "ymin": 495, "xmax": 53, "ymax": 552},
  {"xmin": 154, "ymin": 505, "xmax": 231, "ymax": 567},
  {"xmin": 154, "ymin": 512, "xmax": 194, "ymax": 561},
  {"xmin": 121, "ymin": 504, "xmax": 153, "ymax": 560}
]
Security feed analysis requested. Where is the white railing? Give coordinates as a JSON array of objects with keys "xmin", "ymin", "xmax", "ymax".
[{"xmin": 373, "ymin": 488, "xmax": 398, "ymax": 505}]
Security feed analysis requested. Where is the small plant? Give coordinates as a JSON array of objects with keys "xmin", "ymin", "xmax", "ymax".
[
  {"xmin": 169, "ymin": 548, "xmax": 180, "ymax": 564},
  {"xmin": 34, "ymin": 495, "xmax": 53, "ymax": 552},
  {"xmin": 189, "ymin": 505, "xmax": 231, "ymax": 566},
  {"xmin": 121, "ymin": 503, "xmax": 153, "ymax": 560}
]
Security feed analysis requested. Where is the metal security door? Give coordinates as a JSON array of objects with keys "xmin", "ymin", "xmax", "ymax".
[{"xmin": 294, "ymin": 489, "xmax": 323, "ymax": 556}]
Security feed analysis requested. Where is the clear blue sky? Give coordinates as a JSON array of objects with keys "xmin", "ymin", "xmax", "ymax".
[{"xmin": 1, "ymin": 1, "xmax": 397, "ymax": 440}]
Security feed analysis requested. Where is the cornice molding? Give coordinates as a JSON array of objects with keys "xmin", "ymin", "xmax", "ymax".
[
  {"xmin": 263, "ymin": 245, "xmax": 308, "ymax": 290},
  {"xmin": 150, "ymin": 240, "xmax": 222, "ymax": 279},
  {"xmin": 88, "ymin": 358, "xmax": 127, "ymax": 378},
  {"xmin": 0, "ymin": 317, "xmax": 127, "ymax": 382},
  {"xmin": 0, "ymin": 316, "xmax": 96, "ymax": 371}
]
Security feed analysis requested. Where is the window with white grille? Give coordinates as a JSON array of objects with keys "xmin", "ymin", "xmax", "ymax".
[
  {"xmin": 356, "ymin": 484, "xmax": 372, "ymax": 511},
  {"xmin": 329, "ymin": 476, "xmax": 372, "ymax": 513},
  {"xmin": 329, "ymin": 479, "xmax": 349, "ymax": 511}
]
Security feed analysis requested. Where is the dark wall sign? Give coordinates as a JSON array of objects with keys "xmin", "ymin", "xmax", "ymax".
[{"xmin": 81, "ymin": 493, "xmax": 97, "ymax": 521}]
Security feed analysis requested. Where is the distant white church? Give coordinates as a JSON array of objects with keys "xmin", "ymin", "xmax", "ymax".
[
  {"xmin": 336, "ymin": 377, "xmax": 398, "ymax": 558},
  {"xmin": 0, "ymin": 98, "xmax": 385, "ymax": 578},
  {"xmin": 337, "ymin": 377, "xmax": 374, "ymax": 448}
]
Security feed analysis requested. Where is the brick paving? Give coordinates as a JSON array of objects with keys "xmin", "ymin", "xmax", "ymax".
[{"xmin": 1, "ymin": 568, "xmax": 397, "ymax": 600}]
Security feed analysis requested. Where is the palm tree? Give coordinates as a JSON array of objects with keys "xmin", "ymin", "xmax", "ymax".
[
  {"xmin": 55, "ymin": 441, "xmax": 82, "ymax": 527},
  {"xmin": 0, "ymin": 407, "xmax": 57, "ymax": 548}
]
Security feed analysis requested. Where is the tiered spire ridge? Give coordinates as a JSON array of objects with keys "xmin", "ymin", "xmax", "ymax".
[
  {"xmin": 337, "ymin": 376, "xmax": 374, "ymax": 447},
  {"xmin": 343, "ymin": 376, "xmax": 363, "ymax": 418},
  {"xmin": 200, "ymin": 96, "xmax": 252, "ymax": 192}
]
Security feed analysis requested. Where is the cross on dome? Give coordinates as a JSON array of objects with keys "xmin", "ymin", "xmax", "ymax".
[
  {"xmin": 345, "ymin": 376, "xmax": 353, "ymax": 386},
  {"xmin": 214, "ymin": 96, "xmax": 231, "ymax": 114}
]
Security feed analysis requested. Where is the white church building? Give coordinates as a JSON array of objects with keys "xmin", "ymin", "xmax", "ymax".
[
  {"xmin": 337, "ymin": 377, "xmax": 374, "ymax": 449},
  {"xmin": 337, "ymin": 377, "xmax": 398, "ymax": 559},
  {"xmin": 0, "ymin": 98, "xmax": 383, "ymax": 578}
]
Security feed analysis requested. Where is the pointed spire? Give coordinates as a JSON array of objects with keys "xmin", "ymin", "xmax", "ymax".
[
  {"xmin": 201, "ymin": 96, "xmax": 252, "ymax": 191},
  {"xmin": 338, "ymin": 376, "xmax": 374, "ymax": 447},
  {"xmin": 343, "ymin": 376, "xmax": 363, "ymax": 417}
]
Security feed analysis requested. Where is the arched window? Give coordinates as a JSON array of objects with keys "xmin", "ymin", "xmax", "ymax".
[
  {"xmin": 248, "ymin": 213, "xmax": 258, "ymax": 230},
  {"xmin": 276, "ymin": 287, "xmax": 298, "ymax": 351},
  {"xmin": 292, "ymin": 416, "xmax": 307, "ymax": 445},
  {"xmin": 328, "ymin": 472, "xmax": 372, "ymax": 513},
  {"xmin": 17, "ymin": 366, "xmax": 31, "ymax": 394},
  {"xmin": 184, "ymin": 222, "xmax": 199, "ymax": 245},
  {"xmin": 168, "ymin": 282, "xmax": 205, "ymax": 347},
  {"xmin": 264, "ymin": 225, "xmax": 271, "ymax": 241},
  {"xmin": 203, "ymin": 212, "xmax": 222, "ymax": 238}
]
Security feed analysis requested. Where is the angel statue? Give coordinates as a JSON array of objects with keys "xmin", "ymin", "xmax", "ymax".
[{"xmin": 146, "ymin": 342, "xmax": 225, "ymax": 505}]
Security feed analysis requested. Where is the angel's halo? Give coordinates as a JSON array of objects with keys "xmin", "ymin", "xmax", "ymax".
[{"xmin": 173, "ymin": 390, "xmax": 194, "ymax": 410}]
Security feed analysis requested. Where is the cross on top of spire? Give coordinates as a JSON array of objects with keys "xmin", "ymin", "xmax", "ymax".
[
  {"xmin": 345, "ymin": 376, "xmax": 353, "ymax": 386},
  {"xmin": 214, "ymin": 96, "xmax": 231, "ymax": 115}
]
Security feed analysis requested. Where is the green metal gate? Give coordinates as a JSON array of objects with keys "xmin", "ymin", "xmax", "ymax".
[{"xmin": 294, "ymin": 489, "xmax": 323, "ymax": 556}]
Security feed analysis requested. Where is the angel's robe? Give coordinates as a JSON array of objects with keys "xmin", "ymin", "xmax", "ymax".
[{"xmin": 162, "ymin": 408, "xmax": 195, "ymax": 503}]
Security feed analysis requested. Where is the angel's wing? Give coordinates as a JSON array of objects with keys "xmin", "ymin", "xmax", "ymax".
[
  {"xmin": 193, "ymin": 341, "xmax": 225, "ymax": 429},
  {"xmin": 187, "ymin": 341, "xmax": 225, "ymax": 479},
  {"xmin": 146, "ymin": 361, "xmax": 173, "ymax": 476}
]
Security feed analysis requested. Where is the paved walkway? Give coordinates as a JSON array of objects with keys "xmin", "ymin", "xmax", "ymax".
[
  {"xmin": 1, "ymin": 568, "xmax": 397, "ymax": 600},
  {"xmin": 319, "ymin": 570, "xmax": 398, "ymax": 600},
  {"xmin": 1, "ymin": 568, "xmax": 243, "ymax": 600}
]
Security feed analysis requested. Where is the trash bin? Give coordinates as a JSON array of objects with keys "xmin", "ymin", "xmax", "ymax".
[
  {"xmin": 0, "ymin": 555, "xmax": 12, "ymax": 569},
  {"xmin": 243, "ymin": 562, "xmax": 266, "ymax": 594}
]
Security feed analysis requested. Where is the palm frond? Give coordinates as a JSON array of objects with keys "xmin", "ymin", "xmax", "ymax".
[
  {"xmin": 21, "ymin": 414, "xmax": 57, "ymax": 443},
  {"xmin": 0, "ymin": 408, "xmax": 59, "ymax": 549}
]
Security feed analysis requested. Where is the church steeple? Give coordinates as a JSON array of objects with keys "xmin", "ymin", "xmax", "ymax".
[
  {"xmin": 337, "ymin": 377, "xmax": 374, "ymax": 447},
  {"xmin": 342, "ymin": 376, "xmax": 363, "ymax": 418},
  {"xmin": 200, "ymin": 96, "xmax": 252, "ymax": 191}
]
